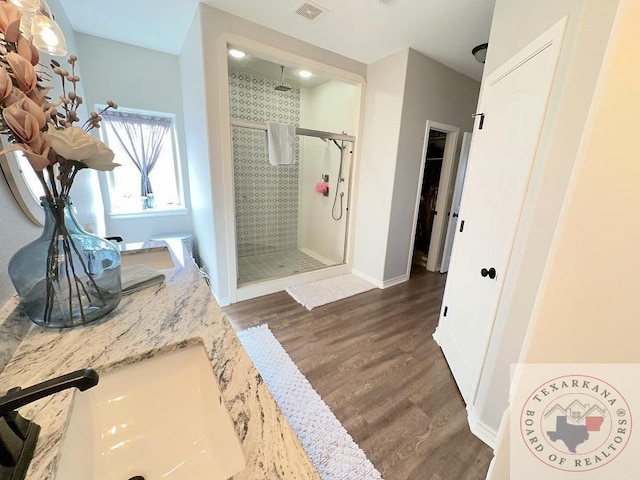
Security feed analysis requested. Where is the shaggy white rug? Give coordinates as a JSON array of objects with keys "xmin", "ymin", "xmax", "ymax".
[
  {"xmin": 237, "ymin": 324, "xmax": 383, "ymax": 480},
  {"xmin": 286, "ymin": 274, "xmax": 376, "ymax": 310}
]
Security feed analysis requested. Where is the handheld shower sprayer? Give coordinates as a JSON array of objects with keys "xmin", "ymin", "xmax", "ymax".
[{"xmin": 332, "ymin": 140, "xmax": 347, "ymax": 221}]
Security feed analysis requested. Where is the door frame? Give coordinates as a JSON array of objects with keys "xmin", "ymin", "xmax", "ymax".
[
  {"xmin": 406, "ymin": 120, "xmax": 459, "ymax": 278},
  {"xmin": 440, "ymin": 131, "xmax": 472, "ymax": 273},
  {"xmin": 218, "ymin": 34, "xmax": 366, "ymax": 304}
]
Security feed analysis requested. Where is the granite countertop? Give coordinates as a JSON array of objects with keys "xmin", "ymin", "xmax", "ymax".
[{"xmin": 0, "ymin": 242, "xmax": 320, "ymax": 479}]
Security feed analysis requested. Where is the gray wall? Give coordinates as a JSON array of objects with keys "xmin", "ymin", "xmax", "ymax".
[
  {"xmin": 75, "ymin": 33, "xmax": 193, "ymax": 243},
  {"xmin": 351, "ymin": 48, "xmax": 480, "ymax": 285},
  {"xmin": 351, "ymin": 50, "xmax": 408, "ymax": 283},
  {"xmin": 384, "ymin": 49, "xmax": 479, "ymax": 280}
]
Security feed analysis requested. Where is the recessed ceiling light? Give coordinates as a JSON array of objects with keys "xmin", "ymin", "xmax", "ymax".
[
  {"xmin": 228, "ymin": 49, "xmax": 246, "ymax": 59},
  {"xmin": 298, "ymin": 70, "xmax": 313, "ymax": 78}
]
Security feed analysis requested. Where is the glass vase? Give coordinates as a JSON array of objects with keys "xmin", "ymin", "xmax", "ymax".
[{"xmin": 8, "ymin": 196, "xmax": 122, "ymax": 328}]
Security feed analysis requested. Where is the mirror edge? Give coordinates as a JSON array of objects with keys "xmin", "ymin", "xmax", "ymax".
[{"xmin": 0, "ymin": 151, "xmax": 45, "ymax": 226}]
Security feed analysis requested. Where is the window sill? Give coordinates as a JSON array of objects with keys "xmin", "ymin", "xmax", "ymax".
[{"xmin": 107, "ymin": 208, "xmax": 189, "ymax": 220}]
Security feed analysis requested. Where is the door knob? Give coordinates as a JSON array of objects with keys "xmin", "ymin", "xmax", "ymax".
[{"xmin": 481, "ymin": 267, "xmax": 497, "ymax": 279}]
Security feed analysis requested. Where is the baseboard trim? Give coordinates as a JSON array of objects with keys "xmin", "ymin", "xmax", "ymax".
[
  {"xmin": 467, "ymin": 406, "xmax": 498, "ymax": 449},
  {"xmin": 351, "ymin": 271, "xmax": 409, "ymax": 289},
  {"xmin": 381, "ymin": 274, "xmax": 408, "ymax": 289},
  {"xmin": 351, "ymin": 269, "xmax": 383, "ymax": 288},
  {"xmin": 432, "ymin": 326, "xmax": 442, "ymax": 345},
  {"xmin": 215, "ymin": 295, "xmax": 231, "ymax": 307},
  {"xmin": 485, "ymin": 457, "xmax": 497, "ymax": 480}
]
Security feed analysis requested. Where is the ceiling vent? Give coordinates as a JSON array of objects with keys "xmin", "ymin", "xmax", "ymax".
[{"xmin": 295, "ymin": 2, "xmax": 326, "ymax": 21}]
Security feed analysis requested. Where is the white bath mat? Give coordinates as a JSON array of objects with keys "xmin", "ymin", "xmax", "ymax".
[
  {"xmin": 237, "ymin": 324, "xmax": 383, "ymax": 480},
  {"xmin": 286, "ymin": 274, "xmax": 376, "ymax": 310}
]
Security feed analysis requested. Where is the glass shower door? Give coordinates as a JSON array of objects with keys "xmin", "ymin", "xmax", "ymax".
[{"xmin": 232, "ymin": 127, "xmax": 352, "ymax": 287}]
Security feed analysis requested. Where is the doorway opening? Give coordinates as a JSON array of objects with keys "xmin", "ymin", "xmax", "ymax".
[
  {"xmin": 408, "ymin": 121, "xmax": 459, "ymax": 276},
  {"xmin": 413, "ymin": 130, "xmax": 446, "ymax": 269}
]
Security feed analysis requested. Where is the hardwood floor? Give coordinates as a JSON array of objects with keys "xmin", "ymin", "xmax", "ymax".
[{"xmin": 224, "ymin": 267, "xmax": 493, "ymax": 480}]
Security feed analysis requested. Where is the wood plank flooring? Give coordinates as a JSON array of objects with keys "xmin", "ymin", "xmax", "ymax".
[{"xmin": 224, "ymin": 268, "xmax": 493, "ymax": 480}]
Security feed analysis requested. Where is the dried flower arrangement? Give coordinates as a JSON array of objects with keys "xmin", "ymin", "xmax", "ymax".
[{"xmin": 0, "ymin": 0, "xmax": 123, "ymax": 327}]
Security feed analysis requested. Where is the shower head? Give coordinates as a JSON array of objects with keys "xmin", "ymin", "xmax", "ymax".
[{"xmin": 275, "ymin": 65, "xmax": 291, "ymax": 92}]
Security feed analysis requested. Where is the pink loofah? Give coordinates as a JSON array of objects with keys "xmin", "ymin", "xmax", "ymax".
[{"xmin": 314, "ymin": 181, "xmax": 329, "ymax": 194}]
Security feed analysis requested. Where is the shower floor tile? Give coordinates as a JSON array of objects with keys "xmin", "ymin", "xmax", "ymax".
[{"xmin": 237, "ymin": 249, "xmax": 327, "ymax": 286}]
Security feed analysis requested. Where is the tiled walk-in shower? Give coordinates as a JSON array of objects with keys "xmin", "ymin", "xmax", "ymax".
[
  {"xmin": 237, "ymin": 249, "xmax": 326, "ymax": 285},
  {"xmin": 229, "ymin": 64, "xmax": 356, "ymax": 289}
]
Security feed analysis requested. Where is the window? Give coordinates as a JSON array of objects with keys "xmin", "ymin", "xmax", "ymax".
[{"xmin": 100, "ymin": 108, "xmax": 185, "ymax": 215}]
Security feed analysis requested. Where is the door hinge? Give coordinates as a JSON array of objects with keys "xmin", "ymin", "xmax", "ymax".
[
  {"xmin": 472, "ymin": 112, "xmax": 485, "ymax": 130},
  {"xmin": 459, "ymin": 220, "xmax": 465, "ymax": 232},
  {"xmin": 443, "ymin": 306, "xmax": 448, "ymax": 317}
]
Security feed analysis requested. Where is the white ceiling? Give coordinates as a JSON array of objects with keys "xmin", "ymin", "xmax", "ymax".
[
  {"xmin": 228, "ymin": 54, "xmax": 336, "ymax": 89},
  {"xmin": 57, "ymin": 0, "xmax": 495, "ymax": 81}
]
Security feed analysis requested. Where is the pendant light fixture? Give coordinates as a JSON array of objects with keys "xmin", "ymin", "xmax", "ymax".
[
  {"xmin": 472, "ymin": 43, "xmax": 488, "ymax": 64},
  {"xmin": 9, "ymin": 0, "xmax": 67, "ymax": 56}
]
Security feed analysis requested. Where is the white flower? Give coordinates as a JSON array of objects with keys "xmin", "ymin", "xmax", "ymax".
[{"xmin": 44, "ymin": 126, "xmax": 120, "ymax": 171}]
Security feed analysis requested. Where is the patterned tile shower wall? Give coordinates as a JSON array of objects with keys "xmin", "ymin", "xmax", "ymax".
[{"xmin": 229, "ymin": 70, "xmax": 301, "ymax": 258}]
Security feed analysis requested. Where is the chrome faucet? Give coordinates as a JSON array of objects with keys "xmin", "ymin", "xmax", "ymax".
[{"xmin": 0, "ymin": 368, "xmax": 99, "ymax": 480}]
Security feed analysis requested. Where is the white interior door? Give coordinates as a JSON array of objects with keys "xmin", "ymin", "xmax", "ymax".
[
  {"xmin": 440, "ymin": 132, "xmax": 472, "ymax": 273},
  {"xmin": 435, "ymin": 20, "xmax": 566, "ymax": 404}
]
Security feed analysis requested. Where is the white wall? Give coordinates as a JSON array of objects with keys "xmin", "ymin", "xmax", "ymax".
[
  {"xmin": 471, "ymin": 0, "xmax": 620, "ymax": 437},
  {"xmin": 179, "ymin": 5, "xmax": 366, "ymax": 304},
  {"xmin": 384, "ymin": 49, "xmax": 479, "ymax": 281},
  {"xmin": 75, "ymin": 33, "xmax": 193, "ymax": 243},
  {"xmin": 489, "ymin": 0, "xmax": 634, "ymax": 474},
  {"xmin": 299, "ymin": 80, "xmax": 359, "ymax": 263},
  {"xmin": 523, "ymin": 1, "xmax": 637, "ymax": 362},
  {"xmin": 352, "ymin": 50, "xmax": 409, "ymax": 284},
  {"xmin": 179, "ymin": 8, "xmax": 213, "ymax": 274}
]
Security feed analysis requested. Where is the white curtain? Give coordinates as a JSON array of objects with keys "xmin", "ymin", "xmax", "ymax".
[{"xmin": 102, "ymin": 111, "xmax": 172, "ymax": 197}]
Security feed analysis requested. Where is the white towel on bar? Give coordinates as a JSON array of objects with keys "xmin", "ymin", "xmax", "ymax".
[{"xmin": 267, "ymin": 122, "xmax": 296, "ymax": 165}]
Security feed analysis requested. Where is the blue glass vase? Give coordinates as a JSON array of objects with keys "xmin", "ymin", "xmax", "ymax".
[{"xmin": 8, "ymin": 196, "xmax": 122, "ymax": 328}]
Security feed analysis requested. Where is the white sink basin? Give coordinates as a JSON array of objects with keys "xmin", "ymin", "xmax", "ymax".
[
  {"xmin": 120, "ymin": 246, "xmax": 176, "ymax": 270},
  {"xmin": 56, "ymin": 344, "xmax": 245, "ymax": 480}
]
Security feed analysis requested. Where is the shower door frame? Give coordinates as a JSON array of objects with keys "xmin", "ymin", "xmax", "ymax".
[
  {"xmin": 228, "ymin": 118, "xmax": 357, "ymax": 302},
  {"xmin": 217, "ymin": 34, "xmax": 366, "ymax": 305}
]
